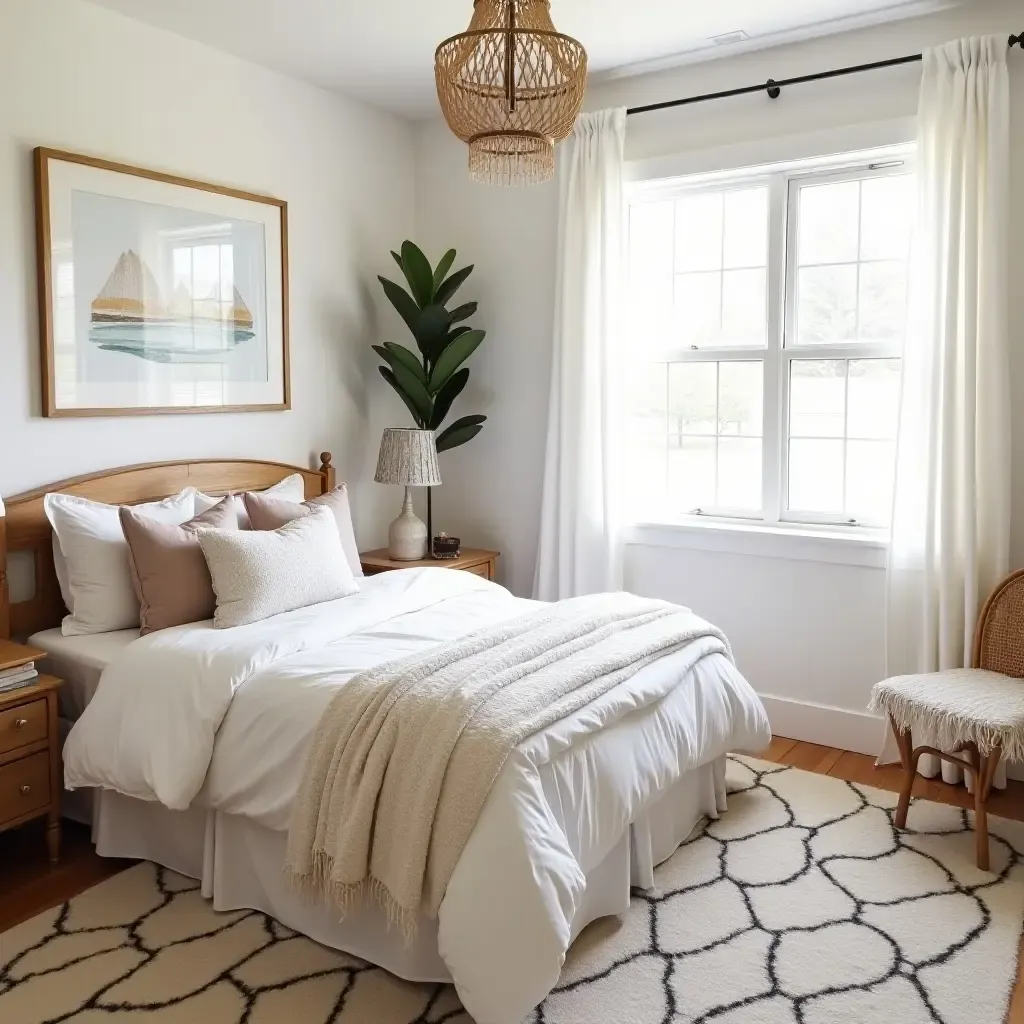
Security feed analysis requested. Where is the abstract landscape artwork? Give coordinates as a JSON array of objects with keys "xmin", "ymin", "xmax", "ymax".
[
  {"xmin": 35, "ymin": 148, "xmax": 289, "ymax": 416},
  {"xmin": 89, "ymin": 248, "xmax": 255, "ymax": 362}
]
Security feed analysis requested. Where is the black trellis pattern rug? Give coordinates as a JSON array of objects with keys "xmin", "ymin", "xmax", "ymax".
[{"xmin": 2, "ymin": 757, "xmax": 1023, "ymax": 1023}]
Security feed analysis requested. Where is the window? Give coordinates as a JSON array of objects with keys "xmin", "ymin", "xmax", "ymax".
[{"xmin": 625, "ymin": 152, "xmax": 913, "ymax": 528}]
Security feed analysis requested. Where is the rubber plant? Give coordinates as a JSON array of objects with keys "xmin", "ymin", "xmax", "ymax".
[{"xmin": 376, "ymin": 240, "xmax": 487, "ymax": 545}]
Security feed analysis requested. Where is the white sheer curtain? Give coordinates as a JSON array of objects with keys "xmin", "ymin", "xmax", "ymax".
[
  {"xmin": 534, "ymin": 108, "xmax": 627, "ymax": 601},
  {"xmin": 884, "ymin": 37, "xmax": 1011, "ymax": 784}
]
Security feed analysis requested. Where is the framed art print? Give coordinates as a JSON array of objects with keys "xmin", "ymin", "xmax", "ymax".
[{"xmin": 35, "ymin": 148, "xmax": 290, "ymax": 416}]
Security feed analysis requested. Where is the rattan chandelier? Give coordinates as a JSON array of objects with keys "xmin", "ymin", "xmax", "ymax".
[{"xmin": 435, "ymin": 0, "xmax": 588, "ymax": 186}]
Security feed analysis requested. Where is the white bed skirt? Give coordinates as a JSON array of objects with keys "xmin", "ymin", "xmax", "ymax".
[{"xmin": 81, "ymin": 756, "xmax": 727, "ymax": 984}]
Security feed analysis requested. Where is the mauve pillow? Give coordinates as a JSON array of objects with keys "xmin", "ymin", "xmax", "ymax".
[
  {"xmin": 242, "ymin": 484, "xmax": 363, "ymax": 577},
  {"xmin": 194, "ymin": 473, "xmax": 305, "ymax": 529},
  {"xmin": 120, "ymin": 496, "xmax": 238, "ymax": 635}
]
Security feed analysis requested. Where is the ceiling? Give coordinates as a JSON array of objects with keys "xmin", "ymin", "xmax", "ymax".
[{"xmin": 86, "ymin": 0, "xmax": 956, "ymax": 118}]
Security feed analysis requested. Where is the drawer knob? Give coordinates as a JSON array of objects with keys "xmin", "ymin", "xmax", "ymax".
[
  {"xmin": 14, "ymin": 718, "xmax": 28, "ymax": 729},
  {"xmin": 19, "ymin": 784, "xmax": 31, "ymax": 795}
]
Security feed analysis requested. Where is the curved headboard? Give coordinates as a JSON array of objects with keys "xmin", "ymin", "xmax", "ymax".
[{"xmin": 0, "ymin": 453, "xmax": 336, "ymax": 641}]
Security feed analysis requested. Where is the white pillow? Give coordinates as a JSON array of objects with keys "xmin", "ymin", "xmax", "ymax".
[
  {"xmin": 194, "ymin": 473, "xmax": 305, "ymax": 529},
  {"xmin": 45, "ymin": 489, "xmax": 197, "ymax": 636},
  {"xmin": 199, "ymin": 506, "xmax": 359, "ymax": 628}
]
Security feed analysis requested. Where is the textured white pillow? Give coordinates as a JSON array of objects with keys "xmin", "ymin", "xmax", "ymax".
[
  {"xmin": 45, "ymin": 489, "xmax": 197, "ymax": 636},
  {"xmin": 199, "ymin": 506, "xmax": 359, "ymax": 628},
  {"xmin": 194, "ymin": 473, "xmax": 305, "ymax": 529}
]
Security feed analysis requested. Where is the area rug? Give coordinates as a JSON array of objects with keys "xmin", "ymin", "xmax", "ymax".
[{"xmin": 3, "ymin": 757, "xmax": 1023, "ymax": 1023}]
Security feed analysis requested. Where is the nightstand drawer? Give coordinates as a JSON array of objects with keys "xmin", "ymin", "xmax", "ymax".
[
  {"xmin": 0, "ymin": 699, "xmax": 47, "ymax": 756},
  {"xmin": 0, "ymin": 753, "xmax": 50, "ymax": 822},
  {"xmin": 464, "ymin": 564, "xmax": 491, "ymax": 578}
]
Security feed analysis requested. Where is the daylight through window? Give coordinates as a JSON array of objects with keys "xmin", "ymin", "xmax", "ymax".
[{"xmin": 625, "ymin": 152, "xmax": 913, "ymax": 528}]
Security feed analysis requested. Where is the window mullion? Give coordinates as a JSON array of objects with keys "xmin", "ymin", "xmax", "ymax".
[
  {"xmin": 714, "ymin": 362, "xmax": 721, "ymax": 507},
  {"xmin": 842, "ymin": 360, "xmax": 851, "ymax": 521},
  {"xmin": 854, "ymin": 181, "xmax": 863, "ymax": 342},
  {"xmin": 762, "ymin": 173, "xmax": 787, "ymax": 525}
]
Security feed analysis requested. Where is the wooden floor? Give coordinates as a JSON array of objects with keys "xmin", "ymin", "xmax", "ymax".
[
  {"xmin": 0, "ymin": 818, "xmax": 129, "ymax": 934},
  {"xmin": 2, "ymin": 740, "xmax": 1023, "ymax": 1020}
]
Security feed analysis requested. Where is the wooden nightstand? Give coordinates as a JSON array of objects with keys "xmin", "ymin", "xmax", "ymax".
[
  {"xmin": 360, "ymin": 548, "xmax": 500, "ymax": 581},
  {"xmin": 0, "ymin": 641, "xmax": 62, "ymax": 864}
]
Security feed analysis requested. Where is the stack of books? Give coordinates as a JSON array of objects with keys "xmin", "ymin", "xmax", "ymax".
[{"xmin": 0, "ymin": 661, "xmax": 38, "ymax": 693}]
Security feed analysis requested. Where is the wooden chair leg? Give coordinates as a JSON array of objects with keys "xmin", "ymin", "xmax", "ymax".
[
  {"xmin": 890, "ymin": 717, "xmax": 918, "ymax": 830},
  {"xmin": 975, "ymin": 752, "xmax": 991, "ymax": 871},
  {"xmin": 974, "ymin": 745, "xmax": 1002, "ymax": 872}
]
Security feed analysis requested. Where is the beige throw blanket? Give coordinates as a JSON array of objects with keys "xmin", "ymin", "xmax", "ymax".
[{"xmin": 283, "ymin": 593, "xmax": 731, "ymax": 935}]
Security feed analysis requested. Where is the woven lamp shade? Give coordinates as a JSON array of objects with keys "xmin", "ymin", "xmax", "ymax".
[
  {"xmin": 435, "ymin": 0, "xmax": 587, "ymax": 186},
  {"xmin": 374, "ymin": 429, "xmax": 442, "ymax": 487}
]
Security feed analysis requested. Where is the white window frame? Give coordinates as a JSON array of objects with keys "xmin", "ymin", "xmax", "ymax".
[{"xmin": 626, "ymin": 145, "xmax": 914, "ymax": 532}]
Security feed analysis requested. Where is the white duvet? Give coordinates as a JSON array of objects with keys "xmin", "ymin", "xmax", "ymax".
[{"xmin": 64, "ymin": 569, "xmax": 771, "ymax": 1023}]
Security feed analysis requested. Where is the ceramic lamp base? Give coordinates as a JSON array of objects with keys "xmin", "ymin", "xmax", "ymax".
[{"xmin": 387, "ymin": 487, "xmax": 427, "ymax": 561}]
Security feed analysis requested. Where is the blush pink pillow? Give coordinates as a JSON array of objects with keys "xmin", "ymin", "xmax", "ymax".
[
  {"xmin": 242, "ymin": 484, "xmax": 362, "ymax": 577},
  {"xmin": 120, "ymin": 496, "xmax": 238, "ymax": 635}
]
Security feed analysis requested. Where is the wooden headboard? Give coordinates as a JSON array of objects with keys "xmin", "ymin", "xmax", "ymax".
[{"xmin": 0, "ymin": 454, "xmax": 336, "ymax": 641}]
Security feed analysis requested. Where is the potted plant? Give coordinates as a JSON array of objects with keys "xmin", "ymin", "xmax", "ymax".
[{"xmin": 376, "ymin": 241, "xmax": 487, "ymax": 548}]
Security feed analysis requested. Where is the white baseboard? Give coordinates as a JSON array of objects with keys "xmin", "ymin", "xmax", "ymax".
[
  {"xmin": 759, "ymin": 693, "xmax": 887, "ymax": 757},
  {"xmin": 760, "ymin": 692, "xmax": 1024, "ymax": 781}
]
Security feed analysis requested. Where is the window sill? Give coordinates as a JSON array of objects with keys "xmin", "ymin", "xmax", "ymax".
[{"xmin": 626, "ymin": 517, "xmax": 889, "ymax": 568}]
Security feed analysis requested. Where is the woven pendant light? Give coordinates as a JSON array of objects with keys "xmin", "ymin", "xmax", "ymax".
[{"xmin": 435, "ymin": 0, "xmax": 588, "ymax": 186}]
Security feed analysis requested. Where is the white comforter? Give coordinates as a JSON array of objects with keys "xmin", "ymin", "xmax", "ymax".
[{"xmin": 64, "ymin": 569, "xmax": 770, "ymax": 1023}]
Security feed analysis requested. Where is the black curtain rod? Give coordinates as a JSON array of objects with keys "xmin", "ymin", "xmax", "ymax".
[{"xmin": 626, "ymin": 32, "xmax": 1024, "ymax": 117}]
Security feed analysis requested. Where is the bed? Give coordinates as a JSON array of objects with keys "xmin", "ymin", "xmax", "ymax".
[{"xmin": 0, "ymin": 456, "xmax": 771, "ymax": 1024}]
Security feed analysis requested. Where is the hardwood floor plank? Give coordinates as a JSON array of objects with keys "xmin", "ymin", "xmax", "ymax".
[
  {"xmin": 761, "ymin": 736, "xmax": 798, "ymax": 762},
  {"xmin": 812, "ymin": 747, "xmax": 845, "ymax": 775},
  {"xmin": 0, "ymin": 819, "xmax": 129, "ymax": 933},
  {"xmin": 826, "ymin": 750, "xmax": 906, "ymax": 794},
  {"xmin": 778, "ymin": 740, "xmax": 838, "ymax": 773}
]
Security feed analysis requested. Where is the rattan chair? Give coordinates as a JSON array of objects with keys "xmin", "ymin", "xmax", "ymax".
[{"xmin": 871, "ymin": 569, "xmax": 1024, "ymax": 871}]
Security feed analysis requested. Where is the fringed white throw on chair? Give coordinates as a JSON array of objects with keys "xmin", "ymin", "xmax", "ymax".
[{"xmin": 872, "ymin": 671, "xmax": 1024, "ymax": 769}]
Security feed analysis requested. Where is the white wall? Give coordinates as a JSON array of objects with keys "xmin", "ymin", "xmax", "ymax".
[
  {"xmin": 0, "ymin": 0, "xmax": 415, "ymax": 548},
  {"xmin": 415, "ymin": 0, "xmax": 1024, "ymax": 749}
]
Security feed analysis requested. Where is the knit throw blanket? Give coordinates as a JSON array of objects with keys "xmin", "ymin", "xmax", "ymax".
[{"xmin": 283, "ymin": 593, "xmax": 731, "ymax": 936}]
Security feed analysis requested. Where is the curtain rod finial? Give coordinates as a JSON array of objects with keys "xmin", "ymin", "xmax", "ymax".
[{"xmin": 1011, "ymin": 33, "xmax": 1022, "ymax": 49}]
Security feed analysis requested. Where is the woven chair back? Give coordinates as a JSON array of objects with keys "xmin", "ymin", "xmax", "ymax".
[{"xmin": 973, "ymin": 568, "xmax": 1024, "ymax": 676}]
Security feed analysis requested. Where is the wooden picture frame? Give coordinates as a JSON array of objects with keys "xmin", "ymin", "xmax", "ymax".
[{"xmin": 35, "ymin": 148, "xmax": 290, "ymax": 417}]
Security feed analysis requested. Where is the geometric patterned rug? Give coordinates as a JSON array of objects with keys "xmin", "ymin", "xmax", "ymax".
[{"xmin": 2, "ymin": 756, "xmax": 1022, "ymax": 1023}]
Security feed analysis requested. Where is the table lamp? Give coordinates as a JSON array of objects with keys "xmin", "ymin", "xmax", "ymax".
[{"xmin": 374, "ymin": 428, "xmax": 441, "ymax": 560}]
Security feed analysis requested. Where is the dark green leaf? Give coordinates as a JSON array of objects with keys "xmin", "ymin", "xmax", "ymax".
[
  {"xmin": 375, "ymin": 343, "xmax": 427, "ymax": 385},
  {"xmin": 379, "ymin": 367, "xmax": 425, "ymax": 427},
  {"xmin": 429, "ymin": 368, "xmax": 469, "ymax": 429},
  {"xmin": 439, "ymin": 413, "xmax": 486, "ymax": 433},
  {"xmin": 390, "ymin": 250, "xmax": 404, "ymax": 273},
  {"xmin": 400, "ymin": 241, "xmax": 434, "ymax": 307},
  {"xmin": 414, "ymin": 304, "xmax": 452, "ymax": 359},
  {"xmin": 391, "ymin": 359, "xmax": 434, "ymax": 425},
  {"xmin": 378, "ymin": 276, "xmax": 419, "ymax": 335},
  {"xmin": 383, "ymin": 342, "xmax": 428, "ymax": 384},
  {"xmin": 431, "ymin": 326, "xmax": 471, "ymax": 364},
  {"xmin": 448, "ymin": 302, "xmax": 478, "ymax": 325},
  {"xmin": 432, "ymin": 249, "xmax": 457, "ymax": 295},
  {"xmin": 428, "ymin": 329, "xmax": 485, "ymax": 394},
  {"xmin": 434, "ymin": 264, "xmax": 474, "ymax": 307},
  {"xmin": 435, "ymin": 420, "xmax": 484, "ymax": 453}
]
